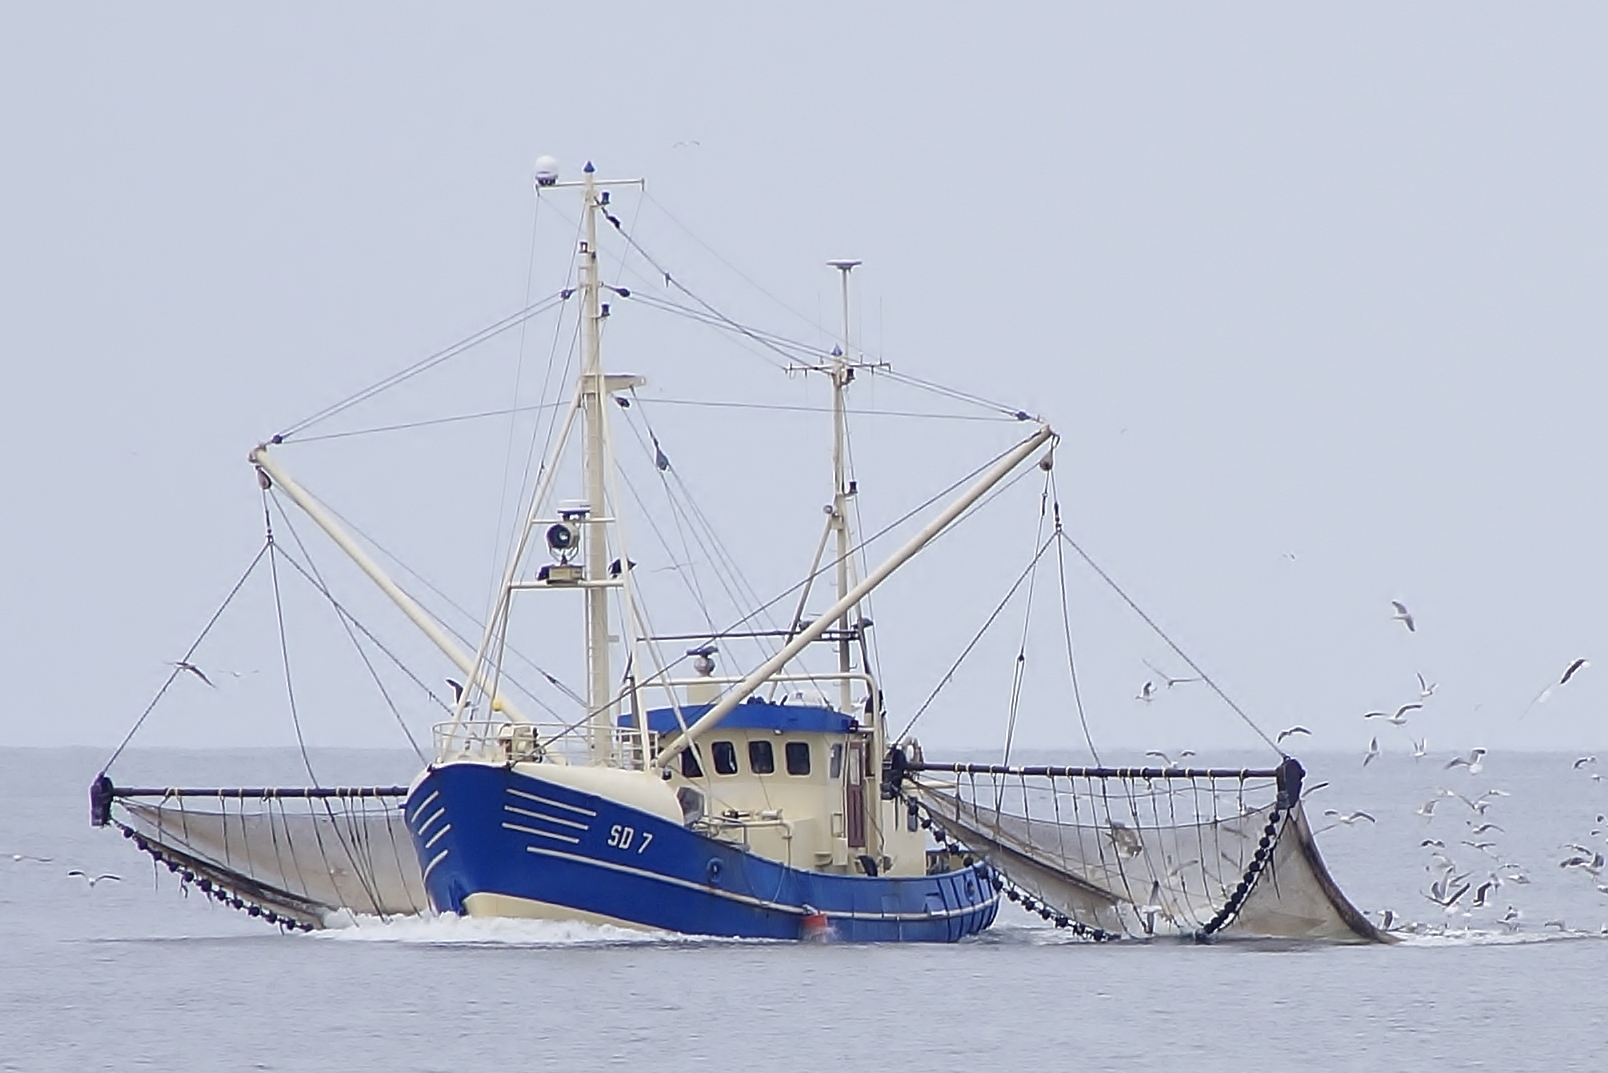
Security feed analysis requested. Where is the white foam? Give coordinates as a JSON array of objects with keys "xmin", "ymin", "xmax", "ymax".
[
  {"xmin": 310, "ymin": 910, "xmax": 769, "ymax": 948},
  {"xmin": 1393, "ymin": 925, "xmax": 1608, "ymax": 947}
]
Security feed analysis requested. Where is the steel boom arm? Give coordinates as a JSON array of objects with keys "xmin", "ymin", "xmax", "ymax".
[{"xmin": 249, "ymin": 445, "xmax": 530, "ymax": 723}]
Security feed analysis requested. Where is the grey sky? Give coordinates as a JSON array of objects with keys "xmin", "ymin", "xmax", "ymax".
[{"xmin": 3, "ymin": 4, "xmax": 1606, "ymax": 760}]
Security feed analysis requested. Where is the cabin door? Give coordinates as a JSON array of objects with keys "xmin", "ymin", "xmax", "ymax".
[{"xmin": 844, "ymin": 739, "xmax": 868, "ymax": 849}]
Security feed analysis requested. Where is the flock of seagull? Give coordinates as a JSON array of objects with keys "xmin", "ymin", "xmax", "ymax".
[
  {"xmin": 1343, "ymin": 601, "xmax": 1600, "ymax": 937},
  {"xmin": 1136, "ymin": 597, "xmax": 1605, "ymax": 938}
]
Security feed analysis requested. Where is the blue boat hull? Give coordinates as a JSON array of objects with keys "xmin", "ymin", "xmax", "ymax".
[{"xmin": 406, "ymin": 762, "xmax": 999, "ymax": 942}]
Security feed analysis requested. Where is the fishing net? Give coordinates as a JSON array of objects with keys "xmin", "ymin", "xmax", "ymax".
[
  {"xmin": 894, "ymin": 755, "xmax": 1383, "ymax": 943},
  {"xmin": 94, "ymin": 779, "xmax": 426, "ymax": 929}
]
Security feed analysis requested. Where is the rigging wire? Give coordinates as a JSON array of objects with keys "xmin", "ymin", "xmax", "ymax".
[
  {"xmin": 647, "ymin": 396, "xmax": 1013, "ymax": 423},
  {"xmin": 1052, "ymin": 518, "xmax": 1103, "ymax": 766},
  {"xmin": 101, "ymin": 543, "xmax": 271, "ymax": 773},
  {"xmin": 1047, "ymin": 474, "xmax": 1284, "ymax": 756},
  {"xmin": 283, "ymin": 400, "xmax": 569, "ymax": 444},
  {"xmin": 263, "ymin": 493, "xmax": 390, "ymax": 919},
  {"xmin": 1000, "ymin": 473, "xmax": 1053, "ymax": 770},
  {"xmin": 598, "ymin": 207, "xmax": 1034, "ymax": 420},
  {"xmin": 269, "ymin": 497, "xmax": 430, "ymax": 762},
  {"xmin": 276, "ymin": 291, "xmax": 569, "ymax": 440},
  {"xmin": 895, "ymin": 533, "xmax": 1056, "ymax": 743}
]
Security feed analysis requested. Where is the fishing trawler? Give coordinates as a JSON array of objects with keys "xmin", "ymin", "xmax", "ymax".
[{"xmin": 92, "ymin": 158, "xmax": 1382, "ymax": 945}]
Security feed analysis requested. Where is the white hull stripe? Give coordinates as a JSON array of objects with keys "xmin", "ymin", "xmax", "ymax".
[
  {"xmin": 522, "ymin": 845, "xmax": 1000, "ymax": 922},
  {"xmin": 422, "ymin": 849, "xmax": 450, "ymax": 883},
  {"xmin": 503, "ymin": 803, "xmax": 589, "ymax": 831},
  {"xmin": 407, "ymin": 790, "xmax": 439, "ymax": 826},
  {"xmin": 416, "ymin": 806, "xmax": 447, "ymax": 836},
  {"xmin": 507, "ymin": 787, "xmax": 598, "ymax": 818},
  {"xmin": 503, "ymin": 821, "xmax": 581, "ymax": 845},
  {"xmin": 425, "ymin": 823, "xmax": 452, "ymax": 850}
]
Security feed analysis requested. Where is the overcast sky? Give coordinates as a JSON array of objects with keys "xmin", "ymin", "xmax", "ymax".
[{"xmin": 4, "ymin": 4, "xmax": 1607, "ymax": 763}]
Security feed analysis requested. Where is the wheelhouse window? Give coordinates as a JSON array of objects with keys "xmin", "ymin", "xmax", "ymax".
[
  {"xmin": 748, "ymin": 739, "xmax": 775, "ymax": 774},
  {"xmin": 680, "ymin": 747, "xmax": 703, "ymax": 779},
  {"xmin": 711, "ymin": 740, "xmax": 739, "ymax": 776},
  {"xmin": 829, "ymin": 742, "xmax": 844, "ymax": 779},
  {"xmin": 785, "ymin": 741, "xmax": 812, "ymax": 776}
]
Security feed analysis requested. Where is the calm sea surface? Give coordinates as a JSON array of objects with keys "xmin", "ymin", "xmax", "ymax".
[{"xmin": 3, "ymin": 746, "xmax": 1606, "ymax": 1071}]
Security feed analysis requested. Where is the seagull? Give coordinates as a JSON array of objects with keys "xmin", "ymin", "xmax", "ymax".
[
  {"xmin": 1469, "ymin": 823, "xmax": 1504, "ymax": 835},
  {"xmin": 170, "ymin": 660, "xmax": 215, "ymax": 688},
  {"xmin": 1142, "ymin": 661, "xmax": 1201, "ymax": 689},
  {"xmin": 1412, "ymin": 737, "xmax": 1428, "ymax": 760},
  {"xmin": 1416, "ymin": 673, "xmax": 1437, "ymax": 699},
  {"xmin": 671, "ymin": 139, "xmax": 702, "ymax": 149},
  {"xmin": 1574, "ymin": 756, "xmax": 1598, "ymax": 770},
  {"xmin": 1276, "ymin": 726, "xmax": 1312, "ymax": 744},
  {"xmin": 1543, "ymin": 919, "xmax": 1567, "ymax": 932},
  {"xmin": 1136, "ymin": 681, "xmax": 1156, "ymax": 703},
  {"xmin": 8, "ymin": 853, "xmax": 52, "ymax": 864},
  {"xmin": 1500, "ymin": 905, "xmax": 1521, "ymax": 932},
  {"xmin": 1415, "ymin": 798, "xmax": 1440, "ymax": 818},
  {"xmin": 1420, "ymin": 838, "xmax": 1446, "ymax": 848},
  {"xmin": 1144, "ymin": 749, "xmax": 1195, "ymax": 768},
  {"xmin": 1324, "ymin": 810, "xmax": 1376, "ymax": 826},
  {"xmin": 1391, "ymin": 600, "xmax": 1416, "ymax": 632},
  {"xmin": 1425, "ymin": 879, "xmax": 1470, "ymax": 910},
  {"xmin": 1363, "ymin": 736, "xmax": 1380, "ymax": 767},
  {"xmin": 1521, "ymin": 660, "xmax": 1589, "ymax": 719},
  {"xmin": 1470, "ymin": 880, "xmax": 1496, "ymax": 908},
  {"xmin": 1377, "ymin": 908, "xmax": 1397, "ymax": 930},
  {"xmin": 1364, "ymin": 703, "xmax": 1423, "ymax": 725},
  {"xmin": 1461, "ymin": 840, "xmax": 1498, "ymax": 854},
  {"xmin": 66, "ymin": 870, "xmax": 122, "ymax": 888},
  {"xmin": 1445, "ymin": 748, "xmax": 1487, "ymax": 775},
  {"xmin": 445, "ymin": 678, "xmax": 465, "ymax": 705}
]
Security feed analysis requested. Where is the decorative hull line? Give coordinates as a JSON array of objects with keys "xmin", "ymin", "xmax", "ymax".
[{"xmin": 407, "ymin": 763, "xmax": 999, "ymax": 942}]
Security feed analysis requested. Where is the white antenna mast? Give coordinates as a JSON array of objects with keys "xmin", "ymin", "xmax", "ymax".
[{"xmin": 826, "ymin": 259, "xmax": 860, "ymax": 713}]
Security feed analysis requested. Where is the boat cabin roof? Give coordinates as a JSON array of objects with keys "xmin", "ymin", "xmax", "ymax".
[{"xmin": 622, "ymin": 699, "xmax": 858, "ymax": 736}]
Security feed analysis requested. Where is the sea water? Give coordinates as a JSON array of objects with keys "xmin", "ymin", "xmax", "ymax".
[{"xmin": 2, "ymin": 746, "xmax": 1605, "ymax": 1071}]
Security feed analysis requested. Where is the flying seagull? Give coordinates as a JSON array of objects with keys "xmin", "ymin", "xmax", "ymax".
[
  {"xmin": 1136, "ymin": 681, "xmax": 1156, "ymax": 703},
  {"xmin": 1276, "ymin": 726, "xmax": 1312, "ymax": 744},
  {"xmin": 1445, "ymin": 748, "xmax": 1487, "ymax": 775},
  {"xmin": 8, "ymin": 853, "xmax": 52, "ymax": 864},
  {"xmin": 1323, "ymin": 810, "xmax": 1376, "ymax": 826},
  {"xmin": 1363, "ymin": 736, "xmax": 1380, "ymax": 767},
  {"xmin": 1574, "ymin": 756, "xmax": 1598, "ymax": 769},
  {"xmin": 1522, "ymin": 659, "xmax": 1590, "ymax": 719},
  {"xmin": 170, "ymin": 660, "xmax": 215, "ymax": 688},
  {"xmin": 66, "ymin": 870, "xmax": 122, "ymax": 888},
  {"xmin": 1416, "ymin": 673, "xmax": 1437, "ymax": 699},
  {"xmin": 1391, "ymin": 600, "xmax": 1415, "ymax": 632},
  {"xmin": 1142, "ymin": 660, "xmax": 1201, "ymax": 689},
  {"xmin": 1364, "ymin": 703, "xmax": 1423, "ymax": 725},
  {"xmin": 1144, "ymin": 749, "xmax": 1196, "ymax": 768},
  {"xmin": 1412, "ymin": 737, "xmax": 1428, "ymax": 760}
]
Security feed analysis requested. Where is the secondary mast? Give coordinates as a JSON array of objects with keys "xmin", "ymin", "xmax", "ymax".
[{"xmin": 826, "ymin": 259, "xmax": 859, "ymax": 714}]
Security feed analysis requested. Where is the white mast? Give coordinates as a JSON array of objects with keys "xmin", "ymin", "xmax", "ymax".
[
  {"xmin": 578, "ymin": 162, "xmax": 613, "ymax": 762},
  {"xmin": 826, "ymin": 259, "xmax": 860, "ymax": 714}
]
